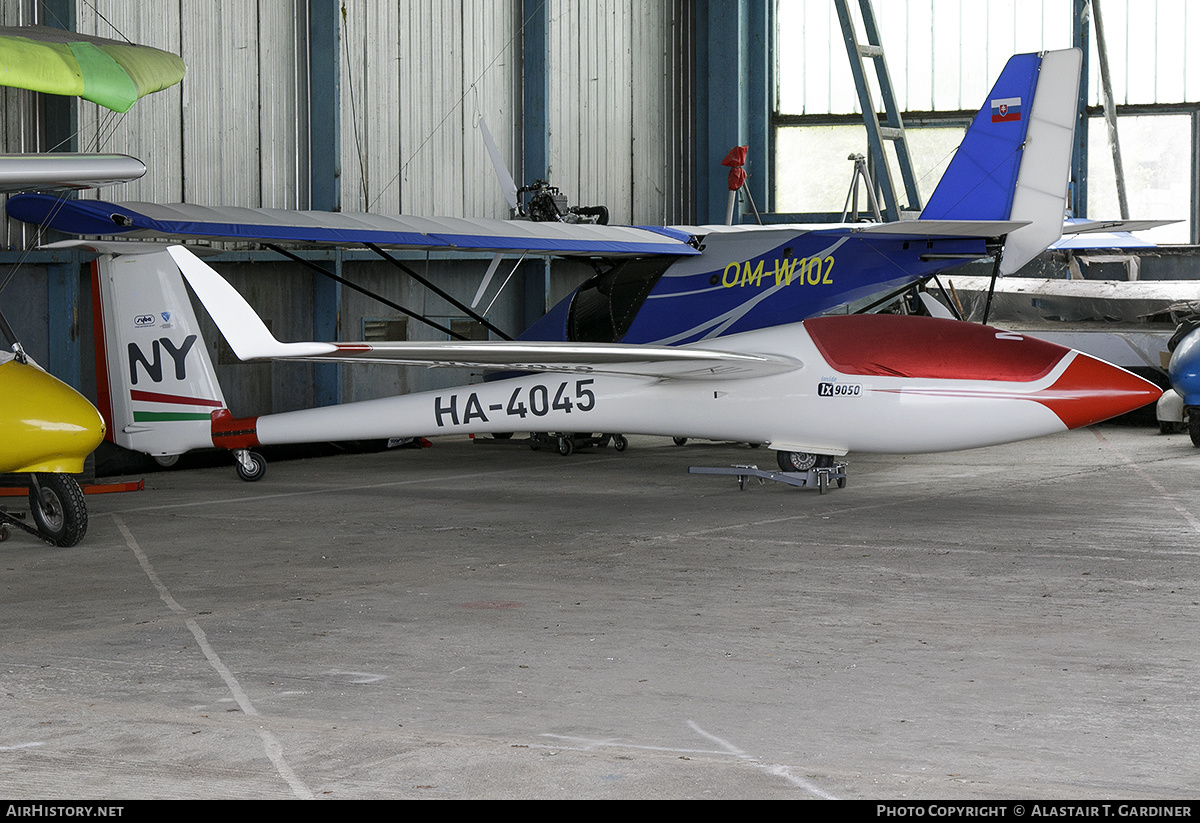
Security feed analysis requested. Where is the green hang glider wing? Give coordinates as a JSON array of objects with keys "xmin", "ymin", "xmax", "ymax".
[{"xmin": 0, "ymin": 25, "xmax": 184, "ymax": 113}]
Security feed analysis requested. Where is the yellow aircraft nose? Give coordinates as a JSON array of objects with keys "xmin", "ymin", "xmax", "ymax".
[{"xmin": 0, "ymin": 359, "xmax": 106, "ymax": 474}]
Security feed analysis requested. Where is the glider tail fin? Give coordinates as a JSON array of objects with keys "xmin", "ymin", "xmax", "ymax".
[
  {"xmin": 920, "ymin": 48, "xmax": 1082, "ymax": 274},
  {"xmin": 92, "ymin": 248, "xmax": 228, "ymax": 460}
]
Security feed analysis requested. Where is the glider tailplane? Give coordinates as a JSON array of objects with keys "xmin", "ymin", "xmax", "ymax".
[{"xmin": 920, "ymin": 48, "xmax": 1082, "ymax": 274}]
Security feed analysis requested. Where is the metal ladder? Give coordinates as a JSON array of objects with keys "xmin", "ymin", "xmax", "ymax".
[{"xmin": 833, "ymin": 0, "xmax": 922, "ymax": 222}]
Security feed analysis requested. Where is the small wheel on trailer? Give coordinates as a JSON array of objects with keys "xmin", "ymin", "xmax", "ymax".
[
  {"xmin": 28, "ymin": 473, "xmax": 87, "ymax": 548},
  {"xmin": 776, "ymin": 450, "xmax": 816, "ymax": 472},
  {"xmin": 557, "ymin": 436, "xmax": 574, "ymax": 456},
  {"xmin": 235, "ymin": 451, "xmax": 267, "ymax": 482},
  {"xmin": 612, "ymin": 435, "xmax": 628, "ymax": 452},
  {"xmin": 837, "ymin": 475, "xmax": 847, "ymax": 489}
]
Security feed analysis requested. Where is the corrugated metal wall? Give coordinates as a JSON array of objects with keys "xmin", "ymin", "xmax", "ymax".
[
  {"xmin": 545, "ymin": 1, "xmax": 682, "ymax": 226},
  {"xmin": 73, "ymin": 0, "xmax": 311, "ymax": 209},
  {"xmin": 338, "ymin": 0, "xmax": 519, "ymax": 218},
  {"xmin": 1, "ymin": 0, "xmax": 691, "ymax": 241}
]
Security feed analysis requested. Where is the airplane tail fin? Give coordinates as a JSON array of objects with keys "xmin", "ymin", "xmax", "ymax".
[
  {"xmin": 91, "ymin": 248, "xmax": 228, "ymax": 458},
  {"xmin": 920, "ymin": 48, "xmax": 1082, "ymax": 274}
]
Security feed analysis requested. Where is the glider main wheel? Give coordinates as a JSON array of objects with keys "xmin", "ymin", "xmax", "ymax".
[
  {"xmin": 28, "ymin": 473, "xmax": 87, "ymax": 548},
  {"xmin": 235, "ymin": 452, "xmax": 267, "ymax": 482},
  {"xmin": 776, "ymin": 450, "xmax": 817, "ymax": 472}
]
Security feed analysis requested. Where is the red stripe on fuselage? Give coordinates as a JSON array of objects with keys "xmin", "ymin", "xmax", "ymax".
[
  {"xmin": 90, "ymin": 260, "xmax": 114, "ymax": 442},
  {"xmin": 210, "ymin": 408, "xmax": 260, "ymax": 449},
  {"xmin": 131, "ymin": 389, "xmax": 224, "ymax": 407},
  {"xmin": 805, "ymin": 315, "xmax": 1066, "ymax": 382},
  {"xmin": 1030, "ymin": 353, "xmax": 1162, "ymax": 429}
]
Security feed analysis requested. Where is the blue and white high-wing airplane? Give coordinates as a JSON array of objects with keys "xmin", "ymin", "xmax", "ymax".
[
  {"xmin": 7, "ymin": 48, "xmax": 1159, "ymax": 484},
  {"xmin": 11, "ymin": 49, "xmax": 1098, "ymax": 350}
]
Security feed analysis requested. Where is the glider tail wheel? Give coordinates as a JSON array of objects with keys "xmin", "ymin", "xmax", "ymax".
[
  {"xmin": 28, "ymin": 473, "xmax": 87, "ymax": 548},
  {"xmin": 233, "ymin": 450, "xmax": 267, "ymax": 482}
]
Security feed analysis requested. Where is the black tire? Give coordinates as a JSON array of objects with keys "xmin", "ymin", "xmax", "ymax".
[
  {"xmin": 612, "ymin": 435, "xmax": 628, "ymax": 452},
  {"xmin": 1190, "ymin": 412, "xmax": 1200, "ymax": 448},
  {"xmin": 235, "ymin": 452, "xmax": 267, "ymax": 482},
  {"xmin": 672, "ymin": 437, "xmax": 688, "ymax": 446},
  {"xmin": 492, "ymin": 432, "xmax": 514, "ymax": 440},
  {"xmin": 776, "ymin": 451, "xmax": 816, "ymax": 472},
  {"xmin": 557, "ymin": 436, "xmax": 574, "ymax": 456},
  {"xmin": 28, "ymin": 474, "xmax": 87, "ymax": 548}
]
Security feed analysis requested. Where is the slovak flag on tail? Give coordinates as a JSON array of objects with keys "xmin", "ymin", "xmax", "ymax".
[{"xmin": 991, "ymin": 96, "xmax": 1021, "ymax": 122}]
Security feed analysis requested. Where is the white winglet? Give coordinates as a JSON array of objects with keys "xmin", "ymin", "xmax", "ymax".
[{"xmin": 166, "ymin": 245, "xmax": 335, "ymax": 361}]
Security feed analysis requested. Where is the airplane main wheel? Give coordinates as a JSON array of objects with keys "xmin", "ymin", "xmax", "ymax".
[
  {"xmin": 28, "ymin": 473, "xmax": 87, "ymax": 548},
  {"xmin": 235, "ymin": 452, "xmax": 267, "ymax": 482},
  {"xmin": 776, "ymin": 451, "xmax": 817, "ymax": 472}
]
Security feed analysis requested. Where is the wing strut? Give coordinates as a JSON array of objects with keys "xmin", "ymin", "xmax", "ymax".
[
  {"xmin": 264, "ymin": 244, "xmax": 472, "ymax": 341},
  {"xmin": 364, "ymin": 243, "xmax": 513, "ymax": 340},
  {"xmin": 981, "ymin": 241, "xmax": 1006, "ymax": 326}
]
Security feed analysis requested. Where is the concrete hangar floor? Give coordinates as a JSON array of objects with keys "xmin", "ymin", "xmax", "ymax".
[{"xmin": 0, "ymin": 424, "xmax": 1197, "ymax": 800}]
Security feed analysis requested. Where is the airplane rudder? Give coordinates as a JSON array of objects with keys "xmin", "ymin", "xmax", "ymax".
[
  {"xmin": 919, "ymin": 52, "xmax": 1042, "ymax": 222},
  {"xmin": 101, "ymin": 250, "xmax": 228, "ymax": 457}
]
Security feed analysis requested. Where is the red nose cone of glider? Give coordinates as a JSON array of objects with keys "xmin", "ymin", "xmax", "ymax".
[{"xmin": 1035, "ymin": 352, "xmax": 1162, "ymax": 429}]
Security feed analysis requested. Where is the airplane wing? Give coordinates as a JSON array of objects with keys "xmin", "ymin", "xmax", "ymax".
[
  {"xmin": 6, "ymin": 196, "xmax": 700, "ymax": 257},
  {"xmin": 1060, "ymin": 219, "xmax": 1178, "ymax": 235},
  {"xmin": 166, "ymin": 246, "xmax": 797, "ymax": 380},
  {"xmin": 0, "ymin": 154, "xmax": 146, "ymax": 193},
  {"xmin": 675, "ymin": 219, "xmax": 1029, "ymax": 239}
]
